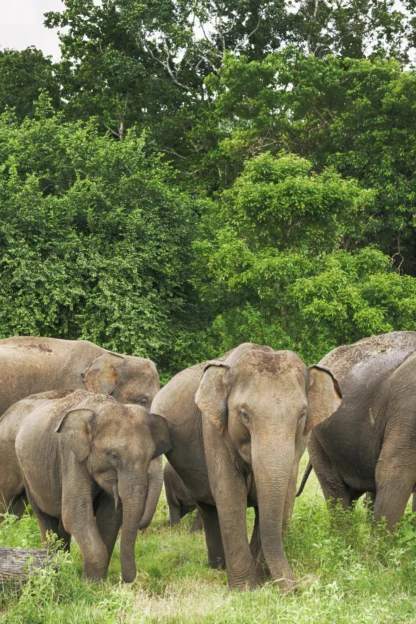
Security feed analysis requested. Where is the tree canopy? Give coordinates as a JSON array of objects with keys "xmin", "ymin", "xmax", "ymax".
[{"xmin": 1, "ymin": 1, "xmax": 416, "ymax": 375}]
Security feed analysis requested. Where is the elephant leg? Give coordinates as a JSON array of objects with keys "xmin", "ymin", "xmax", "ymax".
[
  {"xmin": 57, "ymin": 520, "xmax": 72, "ymax": 551},
  {"xmin": 202, "ymin": 422, "xmax": 257, "ymax": 590},
  {"xmin": 26, "ymin": 493, "xmax": 60, "ymax": 544},
  {"xmin": 249, "ymin": 507, "xmax": 270, "ymax": 583},
  {"xmin": 214, "ymin": 489, "xmax": 258, "ymax": 590},
  {"xmin": 0, "ymin": 471, "xmax": 26, "ymax": 520},
  {"xmin": 168, "ymin": 503, "xmax": 181, "ymax": 526},
  {"xmin": 413, "ymin": 491, "xmax": 416, "ymax": 514},
  {"xmin": 197, "ymin": 502, "xmax": 226, "ymax": 570},
  {"xmin": 190, "ymin": 511, "xmax": 203, "ymax": 533},
  {"xmin": 374, "ymin": 446, "xmax": 416, "ymax": 532},
  {"xmin": 62, "ymin": 493, "xmax": 109, "ymax": 581},
  {"xmin": 95, "ymin": 493, "xmax": 123, "ymax": 561},
  {"xmin": 9, "ymin": 492, "xmax": 28, "ymax": 519},
  {"xmin": 308, "ymin": 435, "xmax": 352, "ymax": 510},
  {"xmin": 365, "ymin": 491, "xmax": 376, "ymax": 509}
]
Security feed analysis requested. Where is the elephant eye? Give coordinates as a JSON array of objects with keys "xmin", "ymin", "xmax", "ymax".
[
  {"xmin": 137, "ymin": 396, "xmax": 149, "ymax": 407},
  {"xmin": 107, "ymin": 451, "xmax": 120, "ymax": 465},
  {"xmin": 298, "ymin": 409, "xmax": 307, "ymax": 422},
  {"xmin": 239, "ymin": 408, "xmax": 250, "ymax": 426}
]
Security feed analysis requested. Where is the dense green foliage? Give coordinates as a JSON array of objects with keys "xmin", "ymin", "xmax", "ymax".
[
  {"xmin": 0, "ymin": 99, "xmax": 206, "ymax": 374},
  {"xmin": 3, "ymin": 471, "xmax": 416, "ymax": 622},
  {"xmin": 2, "ymin": 1, "xmax": 416, "ymax": 377}
]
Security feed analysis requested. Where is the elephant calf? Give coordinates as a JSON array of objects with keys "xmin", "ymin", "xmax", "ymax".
[
  {"xmin": 164, "ymin": 463, "xmax": 203, "ymax": 532},
  {"xmin": 14, "ymin": 389, "xmax": 171, "ymax": 582}
]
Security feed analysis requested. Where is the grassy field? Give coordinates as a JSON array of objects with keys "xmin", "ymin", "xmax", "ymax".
[{"xmin": 2, "ymin": 461, "xmax": 416, "ymax": 624}]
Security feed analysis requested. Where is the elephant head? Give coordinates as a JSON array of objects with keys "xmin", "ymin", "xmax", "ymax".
[
  {"xmin": 195, "ymin": 343, "xmax": 341, "ymax": 586},
  {"xmin": 83, "ymin": 352, "xmax": 160, "ymax": 409},
  {"xmin": 55, "ymin": 396, "xmax": 171, "ymax": 582}
]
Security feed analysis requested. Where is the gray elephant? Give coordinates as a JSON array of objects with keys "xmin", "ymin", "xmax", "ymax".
[
  {"xmin": 164, "ymin": 463, "xmax": 203, "ymax": 532},
  {"xmin": 298, "ymin": 331, "xmax": 416, "ymax": 531},
  {"xmin": 151, "ymin": 343, "xmax": 341, "ymax": 591},
  {"xmin": 14, "ymin": 389, "xmax": 171, "ymax": 582},
  {"xmin": 0, "ymin": 336, "xmax": 159, "ymax": 412},
  {"xmin": 0, "ymin": 336, "xmax": 163, "ymax": 528}
]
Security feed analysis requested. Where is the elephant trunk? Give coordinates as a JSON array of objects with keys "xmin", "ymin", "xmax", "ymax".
[
  {"xmin": 252, "ymin": 436, "xmax": 296, "ymax": 591},
  {"xmin": 118, "ymin": 473, "xmax": 148, "ymax": 583},
  {"xmin": 138, "ymin": 456, "xmax": 163, "ymax": 530}
]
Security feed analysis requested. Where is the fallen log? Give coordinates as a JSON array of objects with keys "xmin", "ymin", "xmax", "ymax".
[{"xmin": 0, "ymin": 546, "xmax": 52, "ymax": 587}]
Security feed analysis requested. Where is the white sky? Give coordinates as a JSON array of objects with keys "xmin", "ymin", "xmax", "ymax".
[
  {"xmin": 0, "ymin": 0, "xmax": 410, "ymax": 62},
  {"xmin": 0, "ymin": 0, "xmax": 64, "ymax": 59}
]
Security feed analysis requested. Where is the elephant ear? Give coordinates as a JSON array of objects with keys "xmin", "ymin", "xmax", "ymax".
[
  {"xmin": 149, "ymin": 413, "xmax": 172, "ymax": 458},
  {"xmin": 195, "ymin": 360, "xmax": 231, "ymax": 433},
  {"xmin": 305, "ymin": 366, "xmax": 342, "ymax": 434},
  {"xmin": 55, "ymin": 409, "xmax": 96, "ymax": 462},
  {"xmin": 83, "ymin": 352, "xmax": 124, "ymax": 395}
]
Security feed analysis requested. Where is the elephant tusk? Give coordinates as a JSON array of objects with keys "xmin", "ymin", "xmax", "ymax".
[{"xmin": 113, "ymin": 483, "xmax": 120, "ymax": 511}]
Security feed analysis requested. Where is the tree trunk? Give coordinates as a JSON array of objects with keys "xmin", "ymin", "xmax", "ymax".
[{"xmin": 0, "ymin": 547, "xmax": 52, "ymax": 586}]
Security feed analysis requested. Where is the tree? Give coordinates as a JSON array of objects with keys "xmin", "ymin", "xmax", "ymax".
[
  {"xmin": 0, "ymin": 97, "xmax": 206, "ymax": 377},
  {"xmin": 193, "ymin": 152, "xmax": 416, "ymax": 361},
  {"xmin": 0, "ymin": 48, "xmax": 60, "ymax": 120}
]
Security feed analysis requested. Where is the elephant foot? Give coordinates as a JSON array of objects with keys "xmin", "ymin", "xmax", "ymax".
[
  {"xmin": 208, "ymin": 556, "xmax": 226, "ymax": 570},
  {"xmin": 82, "ymin": 570, "xmax": 107, "ymax": 583},
  {"xmin": 228, "ymin": 574, "xmax": 259, "ymax": 592},
  {"xmin": 279, "ymin": 575, "xmax": 297, "ymax": 594},
  {"xmin": 270, "ymin": 561, "xmax": 297, "ymax": 594}
]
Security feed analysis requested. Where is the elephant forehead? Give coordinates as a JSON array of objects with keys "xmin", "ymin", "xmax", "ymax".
[{"xmin": 232, "ymin": 349, "xmax": 306, "ymax": 378}]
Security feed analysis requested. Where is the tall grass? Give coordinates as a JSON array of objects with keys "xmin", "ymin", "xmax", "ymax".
[{"xmin": 1, "ymin": 467, "xmax": 416, "ymax": 623}]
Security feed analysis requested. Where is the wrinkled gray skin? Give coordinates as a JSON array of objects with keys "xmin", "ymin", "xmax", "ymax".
[
  {"xmin": 151, "ymin": 343, "xmax": 341, "ymax": 591},
  {"xmin": 301, "ymin": 331, "xmax": 416, "ymax": 531},
  {"xmin": 0, "ymin": 336, "xmax": 162, "ymax": 528},
  {"xmin": 164, "ymin": 463, "xmax": 203, "ymax": 532},
  {"xmin": 14, "ymin": 389, "xmax": 171, "ymax": 582}
]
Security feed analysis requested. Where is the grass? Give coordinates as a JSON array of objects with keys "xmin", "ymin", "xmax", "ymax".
[{"xmin": 2, "ymin": 461, "xmax": 416, "ymax": 623}]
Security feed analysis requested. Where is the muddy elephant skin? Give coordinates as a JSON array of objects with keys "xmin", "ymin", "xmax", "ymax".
[
  {"xmin": 151, "ymin": 343, "xmax": 341, "ymax": 591},
  {"xmin": 15, "ymin": 389, "xmax": 171, "ymax": 582}
]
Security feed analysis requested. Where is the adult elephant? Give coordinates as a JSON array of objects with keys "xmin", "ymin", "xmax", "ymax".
[
  {"xmin": 0, "ymin": 336, "xmax": 159, "ymax": 412},
  {"xmin": 298, "ymin": 331, "xmax": 416, "ymax": 531},
  {"xmin": 14, "ymin": 389, "xmax": 171, "ymax": 582},
  {"xmin": 151, "ymin": 343, "xmax": 341, "ymax": 591},
  {"xmin": 0, "ymin": 336, "xmax": 162, "ymax": 527}
]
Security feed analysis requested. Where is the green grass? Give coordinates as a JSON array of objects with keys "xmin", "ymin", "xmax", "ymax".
[{"xmin": 2, "ymin": 463, "xmax": 416, "ymax": 623}]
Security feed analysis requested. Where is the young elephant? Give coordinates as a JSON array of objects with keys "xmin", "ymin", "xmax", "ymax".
[
  {"xmin": 151, "ymin": 343, "xmax": 341, "ymax": 591},
  {"xmin": 0, "ymin": 336, "xmax": 163, "ymax": 529},
  {"xmin": 164, "ymin": 463, "xmax": 203, "ymax": 532},
  {"xmin": 15, "ymin": 389, "xmax": 171, "ymax": 582},
  {"xmin": 298, "ymin": 331, "xmax": 416, "ymax": 532},
  {"xmin": 0, "ymin": 393, "xmax": 164, "ymax": 530}
]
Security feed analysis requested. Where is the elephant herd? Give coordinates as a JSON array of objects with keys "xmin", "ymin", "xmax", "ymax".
[{"xmin": 0, "ymin": 332, "xmax": 415, "ymax": 591}]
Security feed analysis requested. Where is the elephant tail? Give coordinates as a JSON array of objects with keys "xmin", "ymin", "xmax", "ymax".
[{"xmin": 296, "ymin": 461, "xmax": 312, "ymax": 497}]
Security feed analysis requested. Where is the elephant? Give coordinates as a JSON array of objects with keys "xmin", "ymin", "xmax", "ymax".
[
  {"xmin": 0, "ymin": 336, "xmax": 163, "ymax": 529},
  {"xmin": 151, "ymin": 343, "xmax": 341, "ymax": 591},
  {"xmin": 14, "ymin": 389, "xmax": 171, "ymax": 582},
  {"xmin": 297, "ymin": 331, "xmax": 416, "ymax": 531},
  {"xmin": 0, "ymin": 336, "xmax": 159, "ymax": 414},
  {"xmin": 164, "ymin": 462, "xmax": 203, "ymax": 532}
]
